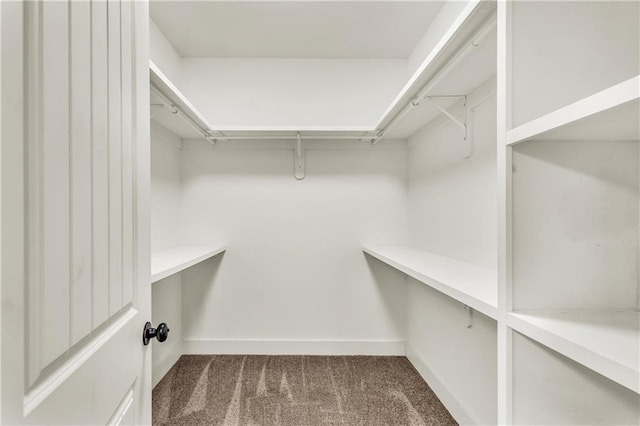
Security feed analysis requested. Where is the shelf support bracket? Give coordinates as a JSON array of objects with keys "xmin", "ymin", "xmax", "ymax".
[
  {"xmin": 294, "ymin": 132, "xmax": 305, "ymax": 180},
  {"xmin": 464, "ymin": 304, "xmax": 474, "ymax": 329},
  {"xmin": 423, "ymin": 95, "xmax": 473, "ymax": 158},
  {"xmin": 424, "ymin": 96, "xmax": 467, "ymax": 140}
]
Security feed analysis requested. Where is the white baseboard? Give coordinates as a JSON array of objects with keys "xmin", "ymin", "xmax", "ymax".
[
  {"xmin": 152, "ymin": 340, "xmax": 183, "ymax": 388},
  {"xmin": 182, "ymin": 339, "xmax": 405, "ymax": 356},
  {"xmin": 405, "ymin": 343, "xmax": 476, "ymax": 425}
]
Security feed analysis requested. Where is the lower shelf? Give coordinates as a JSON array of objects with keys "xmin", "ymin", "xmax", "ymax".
[
  {"xmin": 363, "ymin": 245, "xmax": 497, "ymax": 319},
  {"xmin": 151, "ymin": 245, "xmax": 226, "ymax": 283},
  {"xmin": 508, "ymin": 309, "xmax": 639, "ymax": 394}
]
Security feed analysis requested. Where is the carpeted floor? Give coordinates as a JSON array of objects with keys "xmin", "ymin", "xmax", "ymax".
[{"xmin": 152, "ymin": 355, "xmax": 456, "ymax": 425}]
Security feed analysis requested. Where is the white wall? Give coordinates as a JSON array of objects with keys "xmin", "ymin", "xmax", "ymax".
[
  {"xmin": 150, "ymin": 123, "xmax": 183, "ymax": 384},
  {"xmin": 407, "ymin": 0, "xmax": 472, "ymax": 78},
  {"xmin": 405, "ymin": 87, "xmax": 498, "ymax": 425},
  {"xmin": 149, "ymin": 19, "xmax": 182, "ymax": 86},
  {"xmin": 408, "ymin": 87, "xmax": 497, "ymax": 269},
  {"xmin": 178, "ymin": 140, "xmax": 409, "ymax": 353},
  {"xmin": 510, "ymin": 1, "xmax": 639, "ymax": 127},
  {"xmin": 180, "ymin": 58, "xmax": 407, "ymax": 128},
  {"xmin": 512, "ymin": 140, "xmax": 638, "ymax": 311},
  {"xmin": 407, "ymin": 281, "xmax": 497, "ymax": 425},
  {"xmin": 150, "ymin": 124, "xmax": 182, "ymax": 252}
]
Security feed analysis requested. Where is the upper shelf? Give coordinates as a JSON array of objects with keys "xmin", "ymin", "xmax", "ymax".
[
  {"xmin": 381, "ymin": 25, "xmax": 497, "ymax": 140},
  {"xmin": 150, "ymin": 61, "xmax": 214, "ymax": 140},
  {"xmin": 149, "ymin": 1, "xmax": 496, "ymax": 143},
  {"xmin": 507, "ymin": 75, "xmax": 640, "ymax": 145},
  {"xmin": 151, "ymin": 244, "xmax": 226, "ymax": 283},
  {"xmin": 363, "ymin": 245, "xmax": 497, "ymax": 319},
  {"xmin": 508, "ymin": 309, "xmax": 639, "ymax": 394}
]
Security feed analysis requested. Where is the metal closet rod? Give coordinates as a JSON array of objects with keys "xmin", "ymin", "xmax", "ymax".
[
  {"xmin": 373, "ymin": 14, "xmax": 497, "ymax": 144},
  {"xmin": 208, "ymin": 134, "xmax": 375, "ymax": 141},
  {"xmin": 150, "ymin": 85, "xmax": 216, "ymax": 143}
]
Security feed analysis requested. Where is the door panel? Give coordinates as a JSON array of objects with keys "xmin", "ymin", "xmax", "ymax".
[
  {"xmin": 70, "ymin": 0, "xmax": 93, "ymax": 347},
  {"xmin": 107, "ymin": 0, "xmax": 124, "ymax": 317},
  {"xmin": 91, "ymin": 0, "xmax": 111, "ymax": 330},
  {"xmin": 1, "ymin": 0, "xmax": 151, "ymax": 423},
  {"xmin": 121, "ymin": 0, "xmax": 135, "ymax": 308},
  {"xmin": 39, "ymin": 0, "xmax": 71, "ymax": 373}
]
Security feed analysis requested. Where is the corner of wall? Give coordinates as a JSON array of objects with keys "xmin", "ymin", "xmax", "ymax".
[
  {"xmin": 405, "ymin": 343, "xmax": 477, "ymax": 425},
  {"xmin": 149, "ymin": 18, "xmax": 183, "ymax": 86},
  {"xmin": 407, "ymin": 0, "xmax": 471, "ymax": 77}
]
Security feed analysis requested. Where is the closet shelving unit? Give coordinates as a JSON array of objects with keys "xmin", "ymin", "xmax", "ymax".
[
  {"xmin": 363, "ymin": 3, "xmax": 499, "ymax": 424},
  {"xmin": 498, "ymin": 1, "xmax": 639, "ymax": 423},
  {"xmin": 149, "ymin": 0, "xmax": 499, "ymax": 308},
  {"xmin": 149, "ymin": 0, "xmax": 495, "ymax": 144},
  {"xmin": 149, "ymin": 62, "xmax": 227, "ymax": 284},
  {"xmin": 362, "ymin": 1, "xmax": 498, "ymax": 333},
  {"xmin": 504, "ymin": 74, "xmax": 640, "ymax": 394}
]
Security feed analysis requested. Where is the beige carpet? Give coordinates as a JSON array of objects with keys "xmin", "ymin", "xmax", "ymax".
[{"xmin": 153, "ymin": 355, "xmax": 457, "ymax": 426}]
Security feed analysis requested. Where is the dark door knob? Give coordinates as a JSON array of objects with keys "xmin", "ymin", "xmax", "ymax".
[{"xmin": 143, "ymin": 321, "xmax": 170, "ymax": 345}]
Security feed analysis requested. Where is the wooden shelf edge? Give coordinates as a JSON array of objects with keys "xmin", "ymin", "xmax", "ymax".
[
  {"xmin": 362, "ymin": 245, "xmax": 498, "ymax": 319},
  {"xmin": 507, "ymin": 311, "xmax": 639, "ymax": 394},
  {"xmin": 506, "ymin": 75, "xmax": 640, "ymax": 145},
  {"xmin": 151, "ymin": 245, "xmax": 227, "ymax": 283},
  {"xmin": 149, "ymin": 60, "xmax": 214, "ymax": 132}
]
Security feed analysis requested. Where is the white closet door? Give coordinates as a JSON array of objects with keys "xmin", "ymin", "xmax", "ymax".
[{"xmin": 1, "ymin": 0, "xmax": 151, "ymax": 424}]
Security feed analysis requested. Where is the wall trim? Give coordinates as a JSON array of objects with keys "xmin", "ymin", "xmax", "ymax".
[
  {"xmin": 182, "ymin": 339, "xmax": 405, "ymax": 356},
  {"xmin": 405, "ymin": 342, "xmax": 477, "ymax": 425},
  {"xmin": 152, "ymin": 340, "xmax": 183, "ymax": 388}
]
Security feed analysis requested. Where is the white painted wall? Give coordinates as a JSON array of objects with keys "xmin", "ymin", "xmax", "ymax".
[
  {"xmin": 149, "ymin": 19, "xmax": 182, "ymax": 86},
  {"xmin": 407, "ymin": 281, "xmax": 497, "ymax": 425},
  {"xmin": 405, "ymin": 87, "xmax": 498, "ymax": 425},
  {"xmin": 408, "ymin": 90, "xmax": 497, "ymax": 268},
  {"xmin": 150, "ymin": 123, "xmax": 183, "ymax": 383},
  {"xmin": 178, "ymin": 140, "xmax": 408, "ymax": 353},
  {"xmin": 510, "ymin": 1, "xmax": 639, "ymax": 127},
  {"xmin": 511, "ymin": 140, "xmax": 638, "ymax": 311},
  {"xmin": 407, "ymin": 0, "xmax": 471, "ymax": 78},
  {"xmin": 179, "ymin": 58, "xmax": 407, "ymax": 128},
  {"xmin": 150, "ymin": 124, "xmax": 182, "ymax": 252}
]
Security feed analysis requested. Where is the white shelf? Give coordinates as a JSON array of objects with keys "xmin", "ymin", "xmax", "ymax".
[
  {"xmin": 383, "ymin": 27, "xmax": 497, "ymax": 140},
  {"xmin": 508, "ymin": 309, "xmax": 640, "ymax": 394},
  {"xmin": 363, "ymin": 245, "xmax": 497, "ymax": 319},
  {"xmin": 507, "ymin": 76, "xmax": 640, "ymax": 145},
  {"xmin": 151, "ymin": 245, "xmax": 226, "ymax": 283},
  {"xmin": 150, "ymin": 61, "xmax": 214, "ymax": 139},
  {"xmin": 376, "ymin": 1, "xmax": 493, "ymax": 131}
]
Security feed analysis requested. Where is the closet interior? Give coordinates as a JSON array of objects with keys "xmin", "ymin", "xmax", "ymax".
[{"xmin": 147, "ymin": 1, "xmax": 639, "ymax": 424}]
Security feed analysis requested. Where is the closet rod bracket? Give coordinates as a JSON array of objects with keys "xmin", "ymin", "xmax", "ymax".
[
  {"xmin": 294, "ymin": 132, "xmax": 305, "ymax": 180},
  {"xmin": 463, "ymin": 304, "xmax": 474, "ymax": 329}
]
